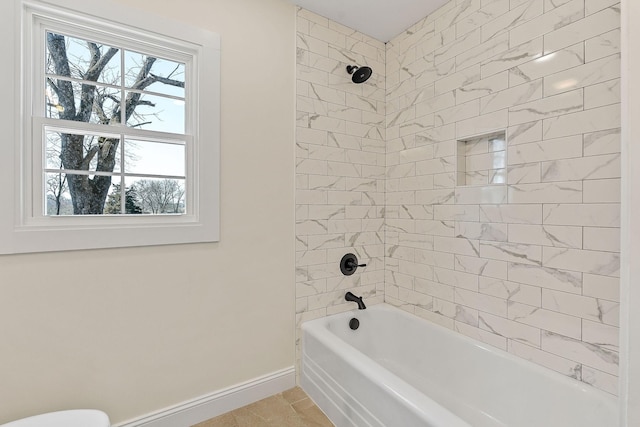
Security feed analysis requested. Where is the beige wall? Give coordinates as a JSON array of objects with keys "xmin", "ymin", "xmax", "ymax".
[{"xmin": 0, "ymin": 0, "xmax": 296, "ymax": 424}]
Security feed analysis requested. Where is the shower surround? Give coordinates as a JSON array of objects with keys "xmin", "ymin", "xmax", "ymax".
[{"xmin": 295, "ymin": 0, "xmax": 621, "ymax": 395}]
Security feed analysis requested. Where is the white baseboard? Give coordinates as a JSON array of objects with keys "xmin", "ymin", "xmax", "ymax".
[{"xmin": 113, "ymin": 367, "xmax": 296, "ymax": 427}]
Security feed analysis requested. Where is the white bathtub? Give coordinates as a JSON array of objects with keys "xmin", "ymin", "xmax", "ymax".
[{"xmin": 301, "ymin": 303, "xmax": 618, "ymax": 427}]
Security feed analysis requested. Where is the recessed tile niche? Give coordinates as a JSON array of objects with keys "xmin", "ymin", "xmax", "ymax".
[{"xmin": 456, "ymin": 132, "xmax": 507, "ymax": 187}]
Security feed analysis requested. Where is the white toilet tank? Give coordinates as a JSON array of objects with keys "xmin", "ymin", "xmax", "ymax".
[{"xmin": 0, "ymin": 410, "xmax": 110, "ymax": 427}]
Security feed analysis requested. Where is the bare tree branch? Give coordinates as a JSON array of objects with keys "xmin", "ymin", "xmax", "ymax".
[
  {"xmin": 149, "ymin": 73, "xmax": 185, "ymax": 88},
  {"xmin": 130, "ymin": 121, "xmax": 152, "ymax": 128},
  {"xmin": 80, "ymin": 145, "xmax": 99, "ymax": 170},
  {"xmin": 46, "ymin": 33, "xmax": 76, "ymax": 119}
]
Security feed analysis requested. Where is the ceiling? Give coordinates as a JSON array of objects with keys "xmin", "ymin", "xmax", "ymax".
[{"xmin": 290, "ymin": 0, "xmax": 450, "ymax": 42}]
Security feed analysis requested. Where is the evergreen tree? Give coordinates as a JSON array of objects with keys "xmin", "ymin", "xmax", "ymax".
[{"xmin": 104, "ymin": 184, "xmax": 142, "ymax": 214}]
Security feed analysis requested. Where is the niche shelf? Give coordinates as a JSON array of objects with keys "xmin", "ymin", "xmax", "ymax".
[{"xmin": 456, "ymin": 131, "xmax": 507, "ymax": 187}]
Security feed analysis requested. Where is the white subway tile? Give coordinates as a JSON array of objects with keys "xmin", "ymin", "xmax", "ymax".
[
  {"xmin": 434, "ymin": 205, "xmax": 480, "ymax": 221},
  {"xmin": 297, "ymin": 127, "xmax": 328, "ymax": 146},
  {"xmin": 297, "ymin": 33, "xmax": 330, "ymax": 57},
  {"xmin": 544, "ymin": 54, "xmax": 620, "ymax": 97},
  {"xmin": 416, "ymin": 92, "xmax": 457, "ymax": 118},
  {"xmin": 542, "ymin": 331, "xmax": 619, "ymax": 376},
  {"xmin": 481, "ymin": 38, "xmax": 544, "ymax": 78},
  {"xmin": 455, "ymin": 185, "xmax": 508, "ymax": 204},
  {"xmin": 398, "ymin": 205, "xmax": 434, "ymax": 220},
  {"xmin": 456, "ymin": 221, "xmax": 508, "ymax": 242},
  {"xmin": 457, "ymin": 33, "xmax": 511, "ymax": 70},
  {"xmin": 456, "ymin": 321, "xmax": 507, "ymax": 350},
  {"xmin": 542, "ymin": 104, "xmax": 620, "ymax": 139},
  {"xmin": 507, "ymin": 135, "xmax": 585, "ymax": 166},
  {"xmin": 327, "ymin": 190, "xmax": 361, "ymax": 205},
  {"xmin": 416, "ymin": 249, "xmax": 455, "ymax": 269},
  {"xmin": 416, "ymin": 156, "xmax": 456, "ymax": 175},
  {"xmin": 508, "ymin": 262, "xmax": 583, "ymax": 294},
  {"xmin": 296, "ymin": 279, "xmax": 327, "ymax": 298},
  {"xmin": 464, "ymin": 150, "xmax": 506, "ymax": 173},
  {"xmin": 586, "ymin": 28, "xmax": 620, "ymax": 62},
  {"xmin": 542, "ymin": 289, "xmax": 619, "ymax": 326},
  {"xmin": 456, "ymin": 288, "xmax": 508, "ymax": 317},
  {"xmin": 583, "ymin": 274, "xmax": 619, "ymax": 302},
  {"xmin": 457, "ymin": 72, "xmax": 510, "ymax": 104},
  {"xmin": 507, "ymin": 121, "xmax": 544, "ymax": 148},
  {"xmin": 543, "ymin": 0, "xmax": 576, "ymax": 11},
  {"xmin": 456, "ymin": 0, "xmax": 511, "ymax": 37},
  {"xmin": 583, "ymin": 319, "xmax": 619, "ymax": 351},
  {"xmin": 456, "ymin": 109, "xmax": 509, "ymax": 138},
  {"xmin": 449, "ymin": 299, "xmax": 480, "ymax": 325},
  {"xmin": 540, "ymin": 153, "xmax": 621, "ymax": 182},
  {"xmin": 508, "ymin": 181, "xmax": 582, "ymax": 204},
  {"xmin": 507, "ymin": 163, "xmax": 542, "ymax": 184},
  {"xmin": 416, "ymin": 306, "xmax": 455, "ymax": 329},
  {"xmin": 480, "ymin": 204, "xmax": 543, "ymax": 224},
  {"xmin": 434, "ymin": 266, "xmax": 480, "ymax": 291},
  {"xmin": 509, "ymin": 0, "xmax": 585, "ymax": 48},
  {"xmin": 482, "ymin": 1, "xmax": 544, "ymax": 42},
  {"xmin": 543, "ymin": 5, "xmax": 621, "ymax": 54},
  {"xmin": 434, "ymin": 28, "xmax": 482, "ymax": 65},
  {"xmin": 543, "ymin": 203, "xmax": 620, "ymax": 227},
  {"xmin": 296, "ymin": 250, "xmax": 328, "ymax": 267},
  {"xmin": 583, "ymin": 227, "xmax": 620, "ymax": 252},
  {"xmin": 509, "ymin": 43, "xmax": 584, "ymax": 86},
  {"xmin": 416, "ymin": 219, "xmax": 455, "ymax": 237},
  {"xmin": 398, "ymin": 288, "xmax": 434, "ymax": 311},
  {"xmin": 309, "ymin": 23, "xmax": 346, "ymax": 48},
  {"xmin": 307, "ymin": 234, "xmax": 346, "ymax": 251},
  {"xmin": 435, "ymin": 65, "xmax": 481, "ymax": 97},
  {"xmin": 297, "ymin": 158, "xmax": 328, "ymax": 175},
  {"xmin": 480, "ymin": 241, "xmax": 542, "ymax": 265},
  {"xmin": 415, "ymin": 278, "xmax": 455, "ymax": 302},
  {"xmin": 509, "ymin": 89, "xmax": 583, "ymax": 125},
  {"xmin": 298, "ymin": 8, "xmax": 329, "ymax": 26},
  {"xmin": 435, "ymin": 0, "xmax": 482, "ymax": 34},
  {"xmin": 542, "ymin": 247, "xmax": 620, "ymax": 277},
  {"xmin": 309, "ymin": 176, "xmax": 345, "ymax": 191},
  {"xmin": 585, "ymin": 0, "xmax": 620, "ymax": 16},
  {"xmin": 584, "ymin": 78, "xmax": 620, "ymax": 109},
  {"xmin": 309, "ymin": 145, "xmax": 346, "ymax": 162},
  {"xmin": 434, "ymin": 236, "xmax": 481, "ymax": 257},
  {"xmin": 508, "ymin": 301, "xmax": 582, "ymax": 339},
  {"xmin": 296, "ymin": 219, "xmax": 328, "ymax": 236},
  {"xmin": 582, "ymin": 365, "xmax": 619, "ymax": 395},
  {"xmin": 509, "ymin": 340, "xmax": 582, "ymax": 379},
  {"xmin": 481, "ymin": 80, "xmax": 543, "ymax": 114},
  {"xmin": 583, "ymin": 128, "xmax": 621, "ymax": 156},
  {"xmin": 327, "ymin": 161, "xmax": 361, "ymax": 178},
  {"xmin": 455, "ymin": 255, "xmax": 508, "ymax": 279},
  {"xmin": 435, "ymin": 99, "xmax": 481, "ymax": 126},
  {"xmin": 479, "ymin": 312, "xmax": 542, "ymax": 347},
  {"xmin": 310, "ymin": 114, "xmax": 346, "ymax": 133},
  {"xmin": 480, "ymin": 277, "xmax": 542, "ymax": 306},
  {"xmin": 400, "ymin": 232, "xmax": 435, "ymax": 250},
  {"xmin": 508, "ymin": 224, "xmax": 582, "ymax": 248},
  {"xmin": 418, "ymin": 124, "xmax": 457, "ymax": 145}
]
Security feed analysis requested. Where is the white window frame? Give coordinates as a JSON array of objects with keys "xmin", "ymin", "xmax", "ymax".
[{"xmin": 0, "ymin": 0, "xmax": 220, "ymax": 254}]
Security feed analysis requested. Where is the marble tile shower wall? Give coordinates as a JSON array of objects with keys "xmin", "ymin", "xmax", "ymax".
[
  {"xmin": 385, "ymin": 0, "xmax": 621, "ymax": 395},
  {"xmin": 295, "ymin": 8, "xmax": 386, "ymax": 368}
]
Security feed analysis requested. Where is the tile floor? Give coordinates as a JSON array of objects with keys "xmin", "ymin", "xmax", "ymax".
[{"xmin": 192, "ymin": 387, "xmax": 334, "ymax": 427}]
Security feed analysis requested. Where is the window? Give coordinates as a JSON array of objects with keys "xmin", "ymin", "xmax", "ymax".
[
  {"xmin": 0, "ymin": 0, "xmax": 220, "ymax": 253},
  {"xmin": 42, "ymin": 32, "xmax": 188, "ymax": 216}
]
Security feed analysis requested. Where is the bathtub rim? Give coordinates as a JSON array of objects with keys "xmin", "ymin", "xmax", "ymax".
[{"xmin": 302, "ymin": 303, "xmax": 618, "ymax": 423}]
